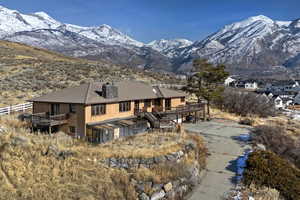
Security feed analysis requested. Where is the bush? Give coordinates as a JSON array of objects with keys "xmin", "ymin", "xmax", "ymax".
[
  {"xmin": 252, "ymin": 125, "xmax": 300, "ymax": 168},
  {"xmin": 239, "ymin": 118, "xmax": 254, "ymax": 126},
  {"xmin": 215, "ymin": 88, "xmax": 276, "ymax": 117},
  {"xmin": 243, "ymin": 151, "xmax": 300, "ymax": 200}
]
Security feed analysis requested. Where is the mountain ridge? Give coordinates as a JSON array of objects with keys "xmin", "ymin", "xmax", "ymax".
[{"xmin": 0, "ymin": 5, "xmax": 299, "ymax": 76}]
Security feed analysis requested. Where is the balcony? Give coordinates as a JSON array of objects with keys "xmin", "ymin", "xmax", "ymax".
[{"xmin": 31, "ymin": 113, "xmax": 69, "ymax": 127}]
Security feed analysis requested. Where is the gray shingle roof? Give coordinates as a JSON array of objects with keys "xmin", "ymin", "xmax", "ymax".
[{"xmin": 30, "ymin": 81, "xmax": 186, "ymax": 104}]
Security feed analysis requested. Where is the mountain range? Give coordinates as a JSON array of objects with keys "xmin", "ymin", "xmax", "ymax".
[{"xmin": 0, "ymin": 5, "xmax": 299, "ymax": 76}]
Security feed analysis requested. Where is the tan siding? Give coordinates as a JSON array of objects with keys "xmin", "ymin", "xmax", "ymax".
[
  {"xmin": 171, "ymin": 97, "xmax": 186, "ymax": 107},
  {"xmin": 33, "ymin": 102, "xmax": 50, "ymax": 114},
  {"xmin": 85, "ymin": 101, "xmax": 135, "ymax": 123}
]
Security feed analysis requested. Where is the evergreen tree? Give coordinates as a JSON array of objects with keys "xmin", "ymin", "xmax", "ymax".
[{"xmin": 185, "ymin": 59, "xmax": 229, "ymax": 119}]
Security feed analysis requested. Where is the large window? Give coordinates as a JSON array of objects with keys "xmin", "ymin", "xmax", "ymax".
[
  {"xmin": 119, "ymin": 101, "xmax": 131, "ymax": 112},
  {"xmin": 69, "ymin": 104, "xmax": 76, "ymax": 113},
  {"xmin": 144, "ymin": 99, "xmax": 151, "ymax": 107},
  {"xmin": 91, "ymin": 104, "xmax": 106, "ymax": 116}
]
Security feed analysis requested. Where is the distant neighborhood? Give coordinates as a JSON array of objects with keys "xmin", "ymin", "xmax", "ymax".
[{"xmin": 225, "ymin": 76, "xmax": 300, "ymax": 110}]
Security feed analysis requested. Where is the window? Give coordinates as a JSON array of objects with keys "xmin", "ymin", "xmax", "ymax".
[
  {"xmin": 51, "ymin": 104, "xmax": 60, "ymax": 115},
  {"xmin": 69, "ymin": 104, "xmax": 76, "ymax": 113},
  {"xmin": 154, "ymin": 99, "xmax": 161, "ymax": 106},
  {"xmin": 91, "ymin": 104, "xmax": 106, "ymax": 116},
  {"xmin": 119, "ymin": 101, "xmax": 131, "ymax": 112},
  {"xmin": 144, "ymin": 99, "xmax": 151, "ymax": 107},
  {"xmin": 69, "ymin": 126, "xmax": 76, "ymax": 134},
  {"xmin": 181, "ymin": 97, "xmax": 185, "ymax": 103}
]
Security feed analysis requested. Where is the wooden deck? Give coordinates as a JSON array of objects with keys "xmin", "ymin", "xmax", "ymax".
[
  {"xmin": 135, "ymin": 103, "xmax": 206, "ymax": 129},
  {"xmin": 31, "ymin": 113, "xmax": 69, "ymax": 127}
]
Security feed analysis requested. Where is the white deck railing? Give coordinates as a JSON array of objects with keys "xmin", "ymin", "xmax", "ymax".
[{"xmin": 0, "ymin": 102, "xmax": 33, "ymax": 116}]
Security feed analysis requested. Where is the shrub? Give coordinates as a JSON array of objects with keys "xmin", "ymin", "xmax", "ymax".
[
  {"xmin": 252, "ymin": 125, "xmax": 300, "ymax": 168},
  {"xmin": 215, "ymin": 88, "xmax": 276, "ymax": 117},
  {"xmin": 243, "ymin": 151, "xmax": 300, "ymax": 200},
  {"xmin": 239, "ymin": 118, "xmax": 254, "ymax": 126}
]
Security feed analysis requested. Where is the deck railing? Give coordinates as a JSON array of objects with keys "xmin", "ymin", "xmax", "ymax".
[
  {"xmin": 31, "ymin": 113, "xmax": 69, "ymax": 126},
  {"xmin": 0, "ymin": 102, "xmax": 33, "ymax": 116}
]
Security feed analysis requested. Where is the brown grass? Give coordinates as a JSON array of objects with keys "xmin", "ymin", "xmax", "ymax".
[{"xmin": 0, "ymin": 115, "xmax": 206, "ymax": 200}]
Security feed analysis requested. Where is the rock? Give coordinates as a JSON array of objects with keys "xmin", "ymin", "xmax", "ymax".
[
  {"xmin": 165, "ymin": 190, "xmax": 176, "ymax": 199},
  {"xmin": 154, "ymin": 156, "xmax": 166, "ymax": 164},
  {"xmin": 43, "ymin": 145, "xmax": 74, "ymax": 160},
  {"xmin": 152, "ymin": 184, "xmax": 163, "ymax": 192},
  {"xmin": 139, "ymin": 193, "xmax": 150, "ymax": 200},
  {"xmin": 150, "ymin": 190, "xmax": 165, "ymax": 200},
  {"xmin": 57, "ymin": 150, "xmax": 75, "ymax": 160},
  {"xmin": 163, "ymin": 182, "xmax": 173, "ymax": 192},
  {"xmin": 11, "ymin": 135, "xmax": 30, "ymax": 147},
  {"xmin": 178, "ymin": 150, "xmax": 184, "ymax": 157},
  {"xmin": 135, "ymin": 183, "xmax": 145, "ymax": 193},
  {"xmin": 172, "ymin": 180, "xmax": 180, "ymax": 188},
  {"xmin": 165, "ymin": 154, "xmax": 176, "ymax": 162},
  {"xmin": 109, "ymin": 158, "xmax": 118, "ymax": 167},
  {"xmin": 256, "ymin": 143, "xmax": 266, "ymax": 151}
]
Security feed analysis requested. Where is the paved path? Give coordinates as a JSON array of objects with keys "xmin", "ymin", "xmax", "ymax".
[{"xmin": 184, "ymin": 120, "xmax": 252, "ymax": 200}]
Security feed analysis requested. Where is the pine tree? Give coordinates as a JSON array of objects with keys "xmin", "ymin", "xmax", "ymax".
[{"xmin": 185, "ymin": 59, "xmax": 229, "ymax": 119}]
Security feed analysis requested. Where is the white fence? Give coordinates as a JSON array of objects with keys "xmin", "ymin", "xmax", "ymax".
[{"xmin": 0, "ymin": 102, "xmax": 33, "ymax": 116}]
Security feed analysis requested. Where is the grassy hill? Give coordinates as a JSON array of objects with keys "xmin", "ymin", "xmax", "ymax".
[{"xmin": 0, "ymin": 40, "xmax": 179, "ymax": 106}]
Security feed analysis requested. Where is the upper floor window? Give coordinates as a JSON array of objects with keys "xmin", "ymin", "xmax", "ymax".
[
  {"xmin": 92, "ymin": 104, "xmax": 106, "ymax": 116},
  {"xmin": 144, "ymin": 99, "xmax": 151, "ymax": 107},
  {"xmin": 181, "ymin": 97, "xmax": 185, "ymax": 103},
  {"xmin": 154, "ymin": 99, "xmax": 161, "ymax": 106},
  {"xmin": 51, "ymin": 104, "xmax": 60, "ymax": 115},
  {"xmin": 119, "ymin": 101, "xmax": 131, "ymax": 112},
  {"xmin": 69, "ymin": 104, "xmax": 76, "ymax": 113}
]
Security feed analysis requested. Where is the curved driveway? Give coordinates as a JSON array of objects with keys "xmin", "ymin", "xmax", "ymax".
[{"xmin": 185, "ymin": 120, "xmax": 252, "ymax": 200}]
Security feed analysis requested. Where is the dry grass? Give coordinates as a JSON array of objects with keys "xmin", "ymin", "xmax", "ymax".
[
  {"xmin": 0, "ymin": 40, "xmax": 181, "ymax": 107},
  {"xmin": 0, "ymin": 115, "xmax": 206, "ymax": 200}
]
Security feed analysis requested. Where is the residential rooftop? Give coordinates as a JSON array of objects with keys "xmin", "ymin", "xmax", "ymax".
[{"xmin": 30, "ymin": 80, "xmax": 186, "ymax": 104}]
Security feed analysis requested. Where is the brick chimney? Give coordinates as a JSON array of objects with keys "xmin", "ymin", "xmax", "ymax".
[{"xmin": 102, "ymin": 82, "xmax": 118, "ymax": 99}]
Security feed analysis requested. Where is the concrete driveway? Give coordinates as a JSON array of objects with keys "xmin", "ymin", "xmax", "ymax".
[{"xmin": 184, "ymin": 119, "xmax": 252, "ymax": 200}]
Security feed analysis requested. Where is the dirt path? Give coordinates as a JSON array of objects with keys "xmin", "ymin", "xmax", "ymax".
[{"xmin": 184, "ymin": 120, "xmax": 252, "ymax": 200}]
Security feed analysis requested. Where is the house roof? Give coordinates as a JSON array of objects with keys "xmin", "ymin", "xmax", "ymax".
[{"xmin": 30, "ymin": 81, "xmax": 186, "ymax": 104}]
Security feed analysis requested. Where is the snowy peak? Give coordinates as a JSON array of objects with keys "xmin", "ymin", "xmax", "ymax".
[
  {"xmin": 0, "ymin": 6, "xmax": 61, "ymax": 37},
  {"xmin": 148, "ymin": 38, "xmax": 192, "ymax": 52},
  {"xmin": 65, "ymin": 23, "xmax": 144, "ymax": 47},
  {"xmin": 0, "ymin": 5, "xmax": 144, "ymax": 48}
]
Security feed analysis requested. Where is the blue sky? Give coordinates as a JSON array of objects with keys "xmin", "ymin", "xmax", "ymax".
[{"xmin": 0, "ymin": 0, "xmax": 298, "ymax": 43}]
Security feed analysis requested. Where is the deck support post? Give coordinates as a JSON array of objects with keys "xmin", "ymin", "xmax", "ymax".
[{"xmin": 49, "ymin": 126, "xmax": 52, "ymax": 135}]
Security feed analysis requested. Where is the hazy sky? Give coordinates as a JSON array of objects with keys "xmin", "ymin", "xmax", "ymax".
[{"xmin": 0, "ymin": 0, "xmax": 298, "ymax": 43}]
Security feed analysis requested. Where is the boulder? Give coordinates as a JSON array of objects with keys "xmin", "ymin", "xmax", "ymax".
[
  {"xmin": 43, "ymin": 144, "xmax": 75, "ymax": 160},
  {"xmin": 11, "ymin": 135, "xmax": 30, "ymax": 147},
  {"xmin": 154, "ymin": 156, "xmax": 166, "ymax": 164},
  {"xmin": 256, "ymin": 143, "xmax": 266, "ymax": 151},
  {"xmin": 150, "ymin": 190, "xmax": 165, "ymax": 200},
  {"xmin": 139, "ymin": 193, "xmax": 150, "ymax": 200},
  {"xmin": 152, "ymin": 184, "xmax": 163, "ymax": 192},
  {"xmin": 163, "ymin": 182, "xmax": 173, "ymax": 192}
]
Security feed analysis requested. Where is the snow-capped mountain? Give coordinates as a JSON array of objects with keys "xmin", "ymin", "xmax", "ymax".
[
  {"xmin": 0, "ymin": 4, "xmax": 299, "ymax": 75},
  {"xmin": 0, "ymin": 5, "xmax": 143, "ymax": 48},
  {"xmin": 0, "ymin": 5, "xmax": 174, "ymax": 71},
  {"xmin": 174, "ymin": 15, "xmax": 300, "ymax": 73},
  {"xmin": 147, "ymin": 39, "xmax": 192, "ymax": 57}
]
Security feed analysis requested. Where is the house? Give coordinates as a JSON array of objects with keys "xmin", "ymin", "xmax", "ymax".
[
  {"xmin": 29, "ymin": 81, "xmax": 203, "ymax": 143},
  {"xmin": 244, "ymin": 81, "xmax": 258, "ymax": 90},
  {"xmin": 224, "ymin": 76, "xmax": 236, "ymax": 86},
  {"xmin": 273, "ymin": 96, "xmax": 284, "ymax": 109}
]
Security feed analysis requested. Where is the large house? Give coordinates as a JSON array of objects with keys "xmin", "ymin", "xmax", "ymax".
[{"xmin": 29, "ymin": 81, "xmax": 202, "ymax": 143}]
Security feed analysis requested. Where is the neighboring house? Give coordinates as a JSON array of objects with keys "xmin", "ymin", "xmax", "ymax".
[
  {"xmin": 294, "ymin": 92, "xmax": 300, "ymax": 105},
  {"xmin": 245, "ymin": 81, "xmax": 258, "ymax": 90},
  {"xmin": 273, "ymin": 96, "xmax": 284, "ymax": 109},
  {"xmin": 224, "ymin": 76, "xmax": 236, "ymax": 86},
  {"xmin": 29, "ymin": 81, "xmax": 201, "ymax": 143}
]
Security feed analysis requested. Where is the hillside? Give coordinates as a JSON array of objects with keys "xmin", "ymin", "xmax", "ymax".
[
  {"xmin": 0, "ymin": 40, "xmax": 179, "ymax": 106},
  {"xmin": 0, "ymin": 115, "xmax": 206, "ymax": 200}
]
